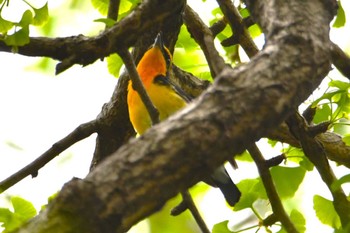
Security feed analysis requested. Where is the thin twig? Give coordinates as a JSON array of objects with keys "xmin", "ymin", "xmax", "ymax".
[
  {"xmin": 183, "ymin": 5, "xmax": 226, "ymax": 78},
  {"xmin": 216, "ymin": 0, "xmax": 259, "ymax": 58},
  {"xmin": 0, "ymin": 120, "xmax": 99, "ymax": 193},
  {"xmin": 107, "ymin": 0, "xmax": 120, "ymax": 22},
  {"xmin": 248, "ymin": 144, "xmax": 298, "ymax": 233},
  {"xmin": 180, "ymin": 190, "xmax": 210, "ymax": 233},
  {"xmin": 330, "ymin": 41, "xmax": 350, "ymax": 80},
  {"xmin": 117, "ymin": 48, "xmax": 159, "ymax": 125},
  {"xmin": 286, "ymin": 112, "xmax": 350, "ymax": 227}
]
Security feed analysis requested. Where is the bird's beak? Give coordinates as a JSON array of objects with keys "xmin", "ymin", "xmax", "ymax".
[{"xmin": 153, "ymin": 32, "xmax": 163, "ymax": 49}]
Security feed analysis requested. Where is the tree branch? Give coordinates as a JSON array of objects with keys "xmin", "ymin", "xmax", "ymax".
[
  {"xmin": 267, "ymin": 121, "xmax": 350, "ymax": 169},
  {"xmin": 217, "ymin": 0, "xmax": 259, "ymax": 58},
  {"xmin": 248, "ymin": 144, "xmax": 298, "ymax": 233},
  {"xmin": 118, "ymin": 48, "xmax": 159, "ymax": 125},
  {"xmin": 183, "ymin": 5, "xmax": 226, "ymax": 78},
  {"xmin": 286, "ymin": 112, "xmax": 350, "ymax": 227},
  {"xmin": 90, "ymin": 0, "xmax": 185, "ymax": 170},
  {"xmin": 0, "ymin": 120, "xmax": 99, "ymax": 193},
  {"xmin": 330, "ymin": 41, "xmax": 350, "ymax": 80},
  {"xmin": 175, "ymin": 191, "xmax": 210, "ymax": 233},
  {"xmin": 107, "ymin": 0, "xmax": 120, "ymax": 22},
  {"xmin": 0, "ymin": 0, "xmax": 185, "ymax": 74},
  {"xmin": 8, "ymin": 0, "xmax": 337, "ymax": 232}
]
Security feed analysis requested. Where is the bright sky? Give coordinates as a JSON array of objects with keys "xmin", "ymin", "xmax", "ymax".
[{"xmin": 0, "ymin": 1, "xmax": 349, "ymax": 233}]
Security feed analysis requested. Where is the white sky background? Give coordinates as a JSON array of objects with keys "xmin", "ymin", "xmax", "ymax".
[{"xmin": 0, "ymin": 0, "xmax": 349, "ymax": 232}]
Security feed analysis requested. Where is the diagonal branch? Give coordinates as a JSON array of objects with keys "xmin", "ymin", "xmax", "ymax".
[
  {"xmin": 330, "ymin": 42, "xmax": 350, "ymax": 80},
  {"xmin": 217, "ymin": 0, "xmax": 259, "ymax": 58},
  {"xmin": 117, "ymin": 48, "xmax": 159, "ymax": 125},
  {"xmin": 183, "ymin": 5, "xmax": 226, "ymax": 78},
  {"xmin": 248, "ymin": 144, "xmax": 298, "ymax": 233},
  {"xmin": 0, "ymin": 120, "xmax": 99, "ymax": 193}
]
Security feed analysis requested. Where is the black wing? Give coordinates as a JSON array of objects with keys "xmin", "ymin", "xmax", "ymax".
[{"xmin": 153, "ymin": 74, "xmax": 193, "ymax": 103}]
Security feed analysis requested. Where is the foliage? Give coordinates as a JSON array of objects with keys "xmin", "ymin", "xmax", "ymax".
[
  {"xmin": 313, "ymin": 195, "xmax": 341, "ymax": 229},
  {"xmin": 0, "ymin": 196, "xmax": 36, "ymax": 232},
  {"xmin": 0, "ymin": 0, "xmax": 48, "ymax": 49},
  {"xmin": 1, "ymin": 0, "xmax": 350, "ymax": 233}
]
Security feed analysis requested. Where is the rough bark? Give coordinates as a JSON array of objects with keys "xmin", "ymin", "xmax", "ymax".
[{"xmin": 12, "ymin": 0, "xmax": 336, "ymax": 232}]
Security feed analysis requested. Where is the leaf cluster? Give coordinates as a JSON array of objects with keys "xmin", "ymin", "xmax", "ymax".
[
  {"xmin": 0, "ymin": 197, "xmax": 36, "ymax": 232},
  {"xmin": 0, "ymin": 0, "xmax": 48, "ymax": 49}
]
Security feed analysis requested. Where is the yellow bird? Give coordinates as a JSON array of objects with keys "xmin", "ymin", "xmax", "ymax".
[{"xmin": 127, "ymin": 33, "xmax": 241, "ymax": 206}]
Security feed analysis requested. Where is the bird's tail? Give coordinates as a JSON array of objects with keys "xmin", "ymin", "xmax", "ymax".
[{"xmin": 210, "ymin": 166, "xmax": 241, "ymax": 206}]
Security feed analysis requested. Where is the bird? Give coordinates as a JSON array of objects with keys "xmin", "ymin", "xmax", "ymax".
[{"xmin": 127, "ymin": 32, "xmax": 241, "ymax": 206}]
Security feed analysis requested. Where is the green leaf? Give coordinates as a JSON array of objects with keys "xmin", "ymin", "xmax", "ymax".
[
  {"xmin": 0, "ymin": 208, "xmax": 13, "ymax": 223},
  {"xmin": 239, "ymin": 7, "xmax": 250, "ymax": 18},
  {"xmin": 18, "ymin": 10, "xmax": 33, "ymax": 27},
  {"xmin": 32, "ymin": 2, "xmax": 49, "ymax": 26},
  {"xmin": 270, "ymin": 166, "xmax": 306, "ymax": 199},
  {"xmin": 107, "ymin": 53, "xmax": 123, "ymax": 77},
  {"xmin": 91, "ymin": 0, "xmax": 108, "ymax": 16},
  {"xmin": 343, "ymin": 134, "xmax": 350, "ymax": 146},
  {"xmin": 212, "ymin": 220, "xmax": 232, "ymax": 233},
  {"xmin": 94, "ymin": 18, "xmax": 116, "ymax": 27},
  {"xmin": 333, "ymin": 92, "xmax": 350, "ymax": 120},
  {"xmin": 285, "ymin": 146, "xmax": 313, "ymax": 171},
  {"xmin": 148, "ymin": 193, "xmax": 199, "ymax": 233},
  {"xmin": 333, "ymin": 0, "xmax": 346, "ymax": 28},
  {"xmin": 333, "ymin": 118, "xmax": 350, "ymax": 135},
  {"xmin": 313, "ymin": 104, "xmax": 332, "ymax": 124},
  {"xmin": 276, "ymin": 209, "xmax": 306, "ymax": 233},
  {"xmin": 329, "ymin": 80, "xmax": 350, "ymax": 90},
  {"xmin": 298, "ymin": 156, "xmax": 314, "ymax": 171},
  {"xmin": 212, "ymin": 7, "xmax": 223, "ymax": 18},
  {"xmin": 4, "ymin": 26, "xmax": 30, "ymax": 46},
  {"xmin": 119, "ymin": 0, "xmax": 134, "ymax": 14},
  {"xmin": 331, "ymin": 174, "xmax": 350, "ymax": 191},
  {"xmin": 0, "ymin": 208, "xmax": 22, "ymax": 232},
  {"xmin": 234, "ymin": 178, "xmax": 266, "ymax": 211},
  {"xmin": 0, "ymin": 197, "xmax": 36, "ymax": 232},
  {"xmin": 312, "ymin": 90, "xmax": 343, "ymax": 107},
  {"xmin": 235, "ymin": 150, "xmax": 253, "ymax": 162},
  {"xmin": 176, "ymin": 25, "xmax": 199, "ymax": 52},
  {"xmin": 290, "ymin": 209, "xmax": 306, "ymax": 233},
  {"xmin": 11, "ymin": 196, "xmax": 37, "ymax": 220},
  {"xmin": 0, "ymin": 16, "xmax": 14, "ymax": 33},
  {"xmin": 313, "ymin": 195, "xmax": 341, "ymax": 229},
  {"xmin": 248, "ymin": 24, "xmax": 262, "ymax": 38},
  {"xmin": 5, "ymin": 141, "xmax": 23, "ymax": 151}
]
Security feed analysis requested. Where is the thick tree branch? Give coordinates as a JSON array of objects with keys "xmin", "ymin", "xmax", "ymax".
[{"xmin": 12, "ymin": 0, "xmax": 335, "ymax": 232}]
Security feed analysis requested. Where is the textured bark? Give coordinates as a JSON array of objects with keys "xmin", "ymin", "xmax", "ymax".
[{"xmin": 13, "ymin": 0, "xmax": 336, "ymax": 232}]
